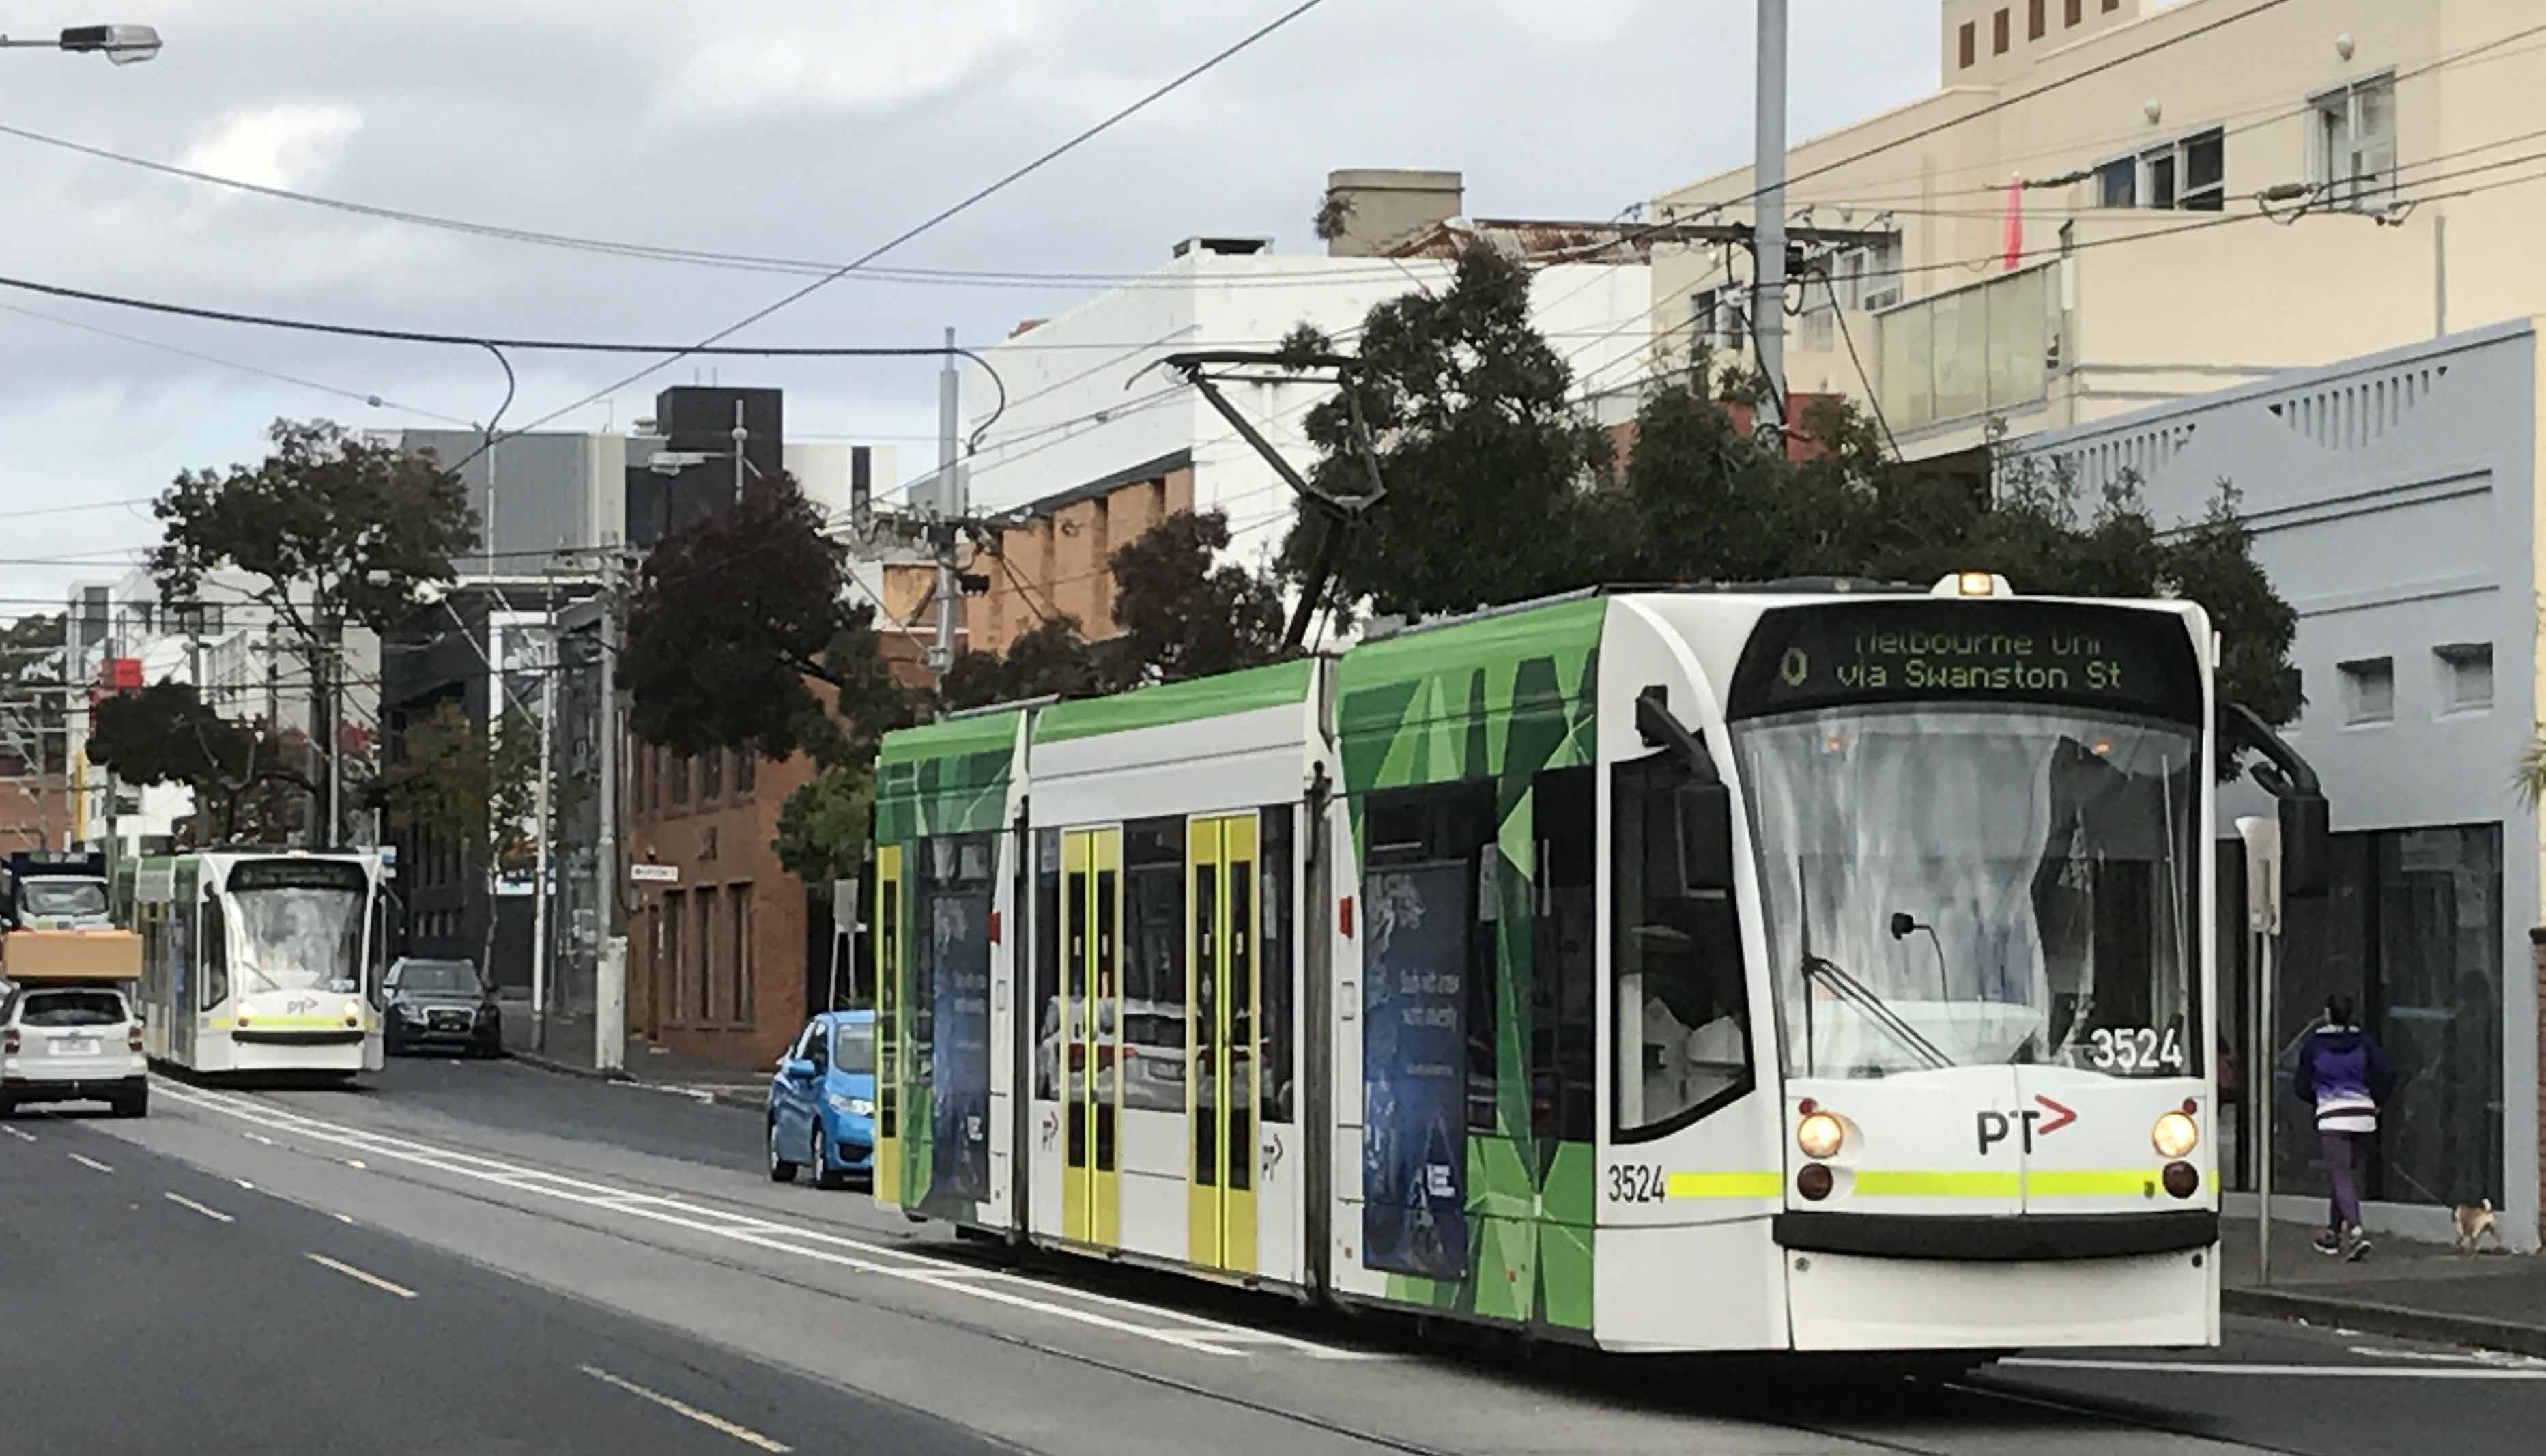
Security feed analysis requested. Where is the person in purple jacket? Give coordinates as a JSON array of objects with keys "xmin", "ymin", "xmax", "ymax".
[{"xmin": 2293, "ymin": 993, "xmax": 2398, "ymax": 1261}]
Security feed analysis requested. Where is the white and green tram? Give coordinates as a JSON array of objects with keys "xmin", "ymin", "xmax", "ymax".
[
  {"xmin": 116, "ymin": 849, "xmax": 390, "ymax": 1078},
  {"xmin": 872, "ymin": 578, "xmax": 2314, "ymax": 1355}
]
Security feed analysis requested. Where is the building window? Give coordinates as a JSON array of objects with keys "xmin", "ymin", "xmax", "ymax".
[
  {"xmin": 2028, "ymin": 0, "xmax": 2044, "ymax": 41},
  {"xmin": 2314, "ymin": 75, "xmax": 2397, "ymax": 211},
  {"xmin": 700, "ymin": 745, "xmax": 724, "ymax": 802},
  {"xmin": 2066, "ymin": 0, "xmax": 2083, "ymax": 25},
  {"xmin": 2103, "ymin": 0, "xmax": 2119, "ymax": 10},
  {"xmin": 2104, "ymin": 129, "xmax": 2224, "ymax": 212},
  {"xmin": 698, "ymin": 887, "xmax": 719, "ymax": 1023},
  {"xmin": 2180, "ymin": 128, "xmax": 2225, "ymax": 210},
  {"xmin": 2436, "ymin": 643, "xmax": 2493, "ymax": 714},
  {"xmin": 665, "ymin": 890, "xmax": 687, "ymax": 1023},
  {"xmin": 730, "ymin": 884, "xmax": 753, "ymax": 1026},
  {"xmin": 1959, "ymin": 20, "xmax": 1976, "ymax": 69},
  {"xmin": 1826, "ymin": 233, "xmax": 1904, "ymax": 312},
  {"xmin": 1993, "ymin": 8, "xmax": 2009, "ymax": 55},
  {"xmin": 734, "ymin": 750, "xmax": 756, "ymax": 798},
  {"xmin": 2098, "ymin": 156, "xmax": 2136, "ymax": 208},
  {"xmin": 670, "ymin": 754, "xmax": 690, "ymax": 806},
  {"xmin": 2341, "ymin": 656, "xmax": 2395, "ymax": 724},
  {"xmin": 1690, "ymin": 287, "xmax": 1743, "ymax": 358},
  {"xmin": 650, "ymin": 748, "xmax": 665, "ymax": 812},
  {"xmin": 631, "ymin": 745, "xmax": 647, "ymax": 817},
  {"xmin": 2142, "ymin": 145, "xmax": 2178, "ymax": 209}
]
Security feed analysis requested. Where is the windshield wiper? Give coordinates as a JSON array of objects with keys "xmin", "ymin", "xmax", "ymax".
[{"xmin": 1801, "ymin": 954, "xmax": 1955, "ymax": 1072}]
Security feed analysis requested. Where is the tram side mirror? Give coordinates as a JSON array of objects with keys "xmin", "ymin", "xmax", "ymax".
[
  {"xmin": 1646, "ymin": 780, "xmax": 1734, "ymax": 900},
  {"xmin": 2278, "ymin": 792, "xmax": 2329, "ymax": 900}
]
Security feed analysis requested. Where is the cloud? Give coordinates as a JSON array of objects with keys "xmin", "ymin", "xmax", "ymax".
[
  {"xmin": 175, "ymin": 104, "xmax": 365, "ymax": 192},
  {"xmin": 661, "ymin": 2, "xmax": 1044, "ymax": 120}
]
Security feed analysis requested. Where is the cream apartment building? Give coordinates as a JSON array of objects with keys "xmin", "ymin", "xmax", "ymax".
[{"xmin": 1653, "ymin": 0, "xmax": 2546, "ymax": 458}]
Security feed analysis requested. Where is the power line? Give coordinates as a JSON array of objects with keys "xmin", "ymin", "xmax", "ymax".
[{"xmin": 500, "ymin": 0, "xmax": 1334, "ymax": 442}]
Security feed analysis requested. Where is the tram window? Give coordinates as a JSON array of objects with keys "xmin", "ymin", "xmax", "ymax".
[
  {"xmin": 1532, "ymin": 766, "xmax": 1597, "ymax": 1143},
  {"xmin": 1362, "ymin": 781, "xmax": 1499, "ymax": 1134},
  {"xmin": 1122, "ymin": 818, "xmax": 1187, "ymax": 1113},
  {"xmin": 1612, "ymin": 752, "xmax": 1753, "ymax": 1143},
  {"xmin": 201, "ymin": 894, "xmax": 229, "ymax": 1014},
  {"xmin": 1035, "ymin": 829, "xmax": 1061, "ymax": 1102},
  {"xmin": 1260, "ymin": 805, "xmax": 1296, "ymax": 1124}
]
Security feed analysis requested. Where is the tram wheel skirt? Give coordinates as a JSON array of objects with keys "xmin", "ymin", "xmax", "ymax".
[{"xmin": 1784, "ymin": 1246, "xmax": 2218, "ymax": 1352}]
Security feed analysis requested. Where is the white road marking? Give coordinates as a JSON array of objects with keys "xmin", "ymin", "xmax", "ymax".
[
  {"xmin": 304, "ymin": 1252, "xmax": 417, "ymax": 1300},
  {"xmin": 343, "ymin": 1158, "xmax": 367, "ymax": 1170},
  {"xmin": 2347, "ymin": 1345, "xmax": 2546, "ymax": 1369},
  {"xmin": 165, "ymin": 1192, "xmax": 235, "ymax": 1224},
  {"xmin": 153, "ymin": 1081, "xmax": 1350, "ymax": 1358},
  {"xmin": 233, "ymin": 1179, "xmax": 255, "ymax": 1190},
  {"xmin": 334, "ymin": 1213, "xmax": 356, "ymax": 1225},
  {"xmin": 580, "ymin": 1365, "xmax": 790, "ymax": 1452},
  {"xmin": 3, "ymin": 1125, "xmax": 35, "ymax": 1142},
  {"xmin": 68, "ymin": 1153, "xmax": 113, "ymax": 1173},
  {"xmin": 2005, "ymin": 1358, "xmax": 2546, "ymax": 1380}
]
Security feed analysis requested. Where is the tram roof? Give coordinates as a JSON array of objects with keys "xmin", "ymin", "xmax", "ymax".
[{"xmin": 1030, "ymin": 657, "xmax": 1313, "ymax": 747}]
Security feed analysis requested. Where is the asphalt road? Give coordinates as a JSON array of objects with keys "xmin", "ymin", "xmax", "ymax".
[
  {"xmin": 10, "ymin": 1054, "xmax": 2541, "ymax": 1455},
  {"xmin": 0, "ymin": 1105, "xmax": 1012, "ymax": 1456}
]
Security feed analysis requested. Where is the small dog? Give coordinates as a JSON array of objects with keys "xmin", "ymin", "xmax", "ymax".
[{"xmin": 2453, "ymin": 1199, "xmax": 2499, "ymax": 1255}]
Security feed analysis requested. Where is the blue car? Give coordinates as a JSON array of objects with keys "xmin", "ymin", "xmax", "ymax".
[{"xmin": 768, "ymin": 1009, "xmax": 875, "ymax": 1188}]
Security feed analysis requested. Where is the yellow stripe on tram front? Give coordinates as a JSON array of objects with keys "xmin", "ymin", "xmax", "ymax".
[
  {"xmin": 2024, "ymin": 1169, "xmax": 2167, "ymax": 1197},
  {"xmin": 1850, "ymin": 1170, "xmax": 2023, "ymax": 1198},
  {"xmin": 1665, "ymin": 1171, "xmax": 1784, "ymax": 1199}
]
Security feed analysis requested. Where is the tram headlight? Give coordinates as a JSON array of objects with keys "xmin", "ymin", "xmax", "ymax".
[
  {"xmin": 1795, "ymin": 1111, "xmax": 1845, "ymax": 1160},
  {"xmin": 2151, "ymin": 1110, "xmax": 2200, "ymax": 1158},
  {"xmin": 342, "ymin": 999, "xmax": 365, "ymax": 1027}
]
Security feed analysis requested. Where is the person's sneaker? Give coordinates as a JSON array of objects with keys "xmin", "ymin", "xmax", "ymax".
[
  {"xmin": 2313, "ymin": 1228, "xmax": 2344, "ymax": 1257},
  {"xmin": 2346, "ymin": 1225, "xmax": 2373, "ymax": 1262}
]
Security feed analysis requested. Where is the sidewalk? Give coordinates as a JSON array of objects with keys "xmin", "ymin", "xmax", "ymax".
[
  {"xmin": 2220, "ymin": 1215, "xmax": 2546, "ymax": 1357},
  {"xmin": 493, "ymin": 990, "xmax": 767, "ymax": 1109}
]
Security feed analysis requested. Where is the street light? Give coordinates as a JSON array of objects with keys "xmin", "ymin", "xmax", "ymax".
[{"xmin": 0, "ymin": 23, "xmax": 162, "ymax": 63}]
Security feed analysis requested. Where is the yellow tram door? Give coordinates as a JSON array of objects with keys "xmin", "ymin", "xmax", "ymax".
[
  {"xmin": 1061, "ymin": 828, "xmax": 1122, "ymax": 1246},
  {"xmin": 1186, "ymin": 814, "xmax": 1259, "ymax": 1273},
  {"xmin": 874, "ymin": 846, "xmax": 904, "ymax": 1208}
]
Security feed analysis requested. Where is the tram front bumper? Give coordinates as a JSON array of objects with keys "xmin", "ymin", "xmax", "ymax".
[{"xmin": 1778, "ymin": 1212, "xmax": 2219, "ymax": 1352}]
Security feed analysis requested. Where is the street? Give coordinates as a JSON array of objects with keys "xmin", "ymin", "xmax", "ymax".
[{"xmin": 1, "ymin": 1057, "xmax": 2534, "ymax": 1455}]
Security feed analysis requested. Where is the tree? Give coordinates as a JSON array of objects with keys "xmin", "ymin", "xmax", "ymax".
[
  {"xmin": 377, "ymin": 700, "xmax": 552, "ymax": 971},
  {"xmin": 1104, "ymin": 509, "xmax": 1286, "ymax": 685},
  {"xmin": 939, "ymin": 616, "xmax": 1114, "ymax": 713},
  {"xmin": 85, "ymin": 681, "xmax": 314, "ymax": 844},
  {"xmin": 1277, "ymin": 244, "xmax": 1620, "ymax": 620},
  {"xmin": 149, "ymin": 418, "xmax": 477, "ymax": 843},
  {"xmin": 1276, "ymin": 255, "xmax": 2306, "ymax": 744}
]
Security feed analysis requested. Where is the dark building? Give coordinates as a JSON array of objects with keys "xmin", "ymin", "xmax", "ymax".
[{"xmin": 627, "ymin": 387, "xmax": 784, "ymax": 547}]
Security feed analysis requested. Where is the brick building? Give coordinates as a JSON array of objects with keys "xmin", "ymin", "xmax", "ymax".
[{"xmin": 966, "ymin": 452, "xmax": 1196, "ymax": 658}]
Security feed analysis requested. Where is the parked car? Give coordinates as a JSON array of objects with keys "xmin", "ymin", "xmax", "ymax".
[
  {"xmin": 767, "ymin": 1009, "xmax": 874, "ymax": 1188},
  {"xmin": 0, "ymin": 983, "xmax": 147, "ymax": 1117},
  {"xmin": 382, "ymin": 957, "xmax": 502, "ymax": 1057}
]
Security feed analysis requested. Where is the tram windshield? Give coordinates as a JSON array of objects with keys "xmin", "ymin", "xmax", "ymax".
[
  {"xmin": 224, "ymin": 859, "xmax": 369, "ymax": 995},
  {"xmin": 1736, "ymin": 706, "xmax": 2199, "ymax": 1080}
]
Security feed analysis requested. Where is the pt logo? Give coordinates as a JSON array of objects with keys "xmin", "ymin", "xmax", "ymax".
[{"xmin": 1976, "ymin": 1095, "xmax": 2077, "ymax": 1154}]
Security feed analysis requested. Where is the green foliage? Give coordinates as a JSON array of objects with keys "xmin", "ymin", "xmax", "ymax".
[
  {"xmin": 150, "ymin": 418, "xmax": 476, "ymax": 638},
  {"xmin": 625, "ymin": 476, "xmax": 918, "ymax": 764},
  {"xmin": 378, "ymin": 701, "xmax": 549, "ymax": 883},
  {"xmin": 87, "ymin": 682, "xmax": 313, "ymax": 843},
  {"xmin": 940, "ymin": 616, "xmax": 1113, "ymax": 713},
  {"xmin": 1105, "ymin": 509, "xmax": 1287, "ymax": 685},
  {"xmin": 1278, "ymin": 244, "xmax": 1619, "ymax": 618},
  {"xmin": 774, "ymin": 760, "xmax": 877, "ymax": 887}
]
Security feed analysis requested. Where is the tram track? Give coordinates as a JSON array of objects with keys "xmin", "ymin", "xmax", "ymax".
[{"xmin": 125, "ymin": 1080, "xmax": 2332, "ymax": 1456}]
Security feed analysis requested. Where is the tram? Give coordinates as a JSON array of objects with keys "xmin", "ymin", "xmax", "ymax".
[
  {"xmin": 115, "ymin": 848, "xmax": 390, "ymax": 1078},
  {"xmin": 870, "ymin": 577, "xmax": 2318, "ymax": 1355}
]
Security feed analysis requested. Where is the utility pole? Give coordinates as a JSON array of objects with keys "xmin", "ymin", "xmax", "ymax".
[
  {"xmin": 1753, "ymin": 0, "xmax": 1789, "ymax": 440},
  {"xmin": 594, "ymin": 554, "xmax": 626, "ymax": 1074},
  {"xmin": 929, "ymin": 326, "xmax": 962, "ymax": 687},
  {"xmin": 529, "ymin": 601, "xmax": 558, "ymax": 1053},
  {"xmin": 324, "ymin": 618, "xmax": 342, "ymax": 848},
  {"xmin": 732, "ymin": 400, "xmax": 749, "ymax": 504}
]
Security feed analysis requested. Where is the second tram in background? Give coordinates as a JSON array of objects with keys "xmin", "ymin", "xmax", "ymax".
[
  {"xmin": 115, "ymin": 848, "xmax": 390, "ymax": 1078},
  {"xmin": 864, "ymin": 573, "xmax": 2327, "ymax": 1358}
]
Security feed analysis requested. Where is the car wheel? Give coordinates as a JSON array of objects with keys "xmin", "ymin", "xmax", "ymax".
[
  {"xmin": 812, "ymin": 1124, "xmax": 847, "ymax": 1190},
  {"xmin": 116, "ymin": 1090, "xmax": 148, "ymax": 1119},
  {"xmin": 767, "ymin": 1119, "xmax": 798, "ymax": 1183},
  {"xmin": 0, "ymin": 1097, "xmax": 14, "ymax": 1119}
]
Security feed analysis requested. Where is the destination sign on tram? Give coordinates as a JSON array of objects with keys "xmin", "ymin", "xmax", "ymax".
[{"xmin": 1728, "ymin": 600, "xmax": 2203, "ymax": 723}]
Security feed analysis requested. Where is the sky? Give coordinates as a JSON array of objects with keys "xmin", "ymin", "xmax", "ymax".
[{"xmin": 0, "ymin": 0, "xmax": 1947, "ymax": 616}]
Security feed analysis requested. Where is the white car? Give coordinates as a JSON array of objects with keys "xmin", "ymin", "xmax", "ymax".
[{"xmin": 0, "ymin": 984, "xmax": 147, "ymax": 1117}]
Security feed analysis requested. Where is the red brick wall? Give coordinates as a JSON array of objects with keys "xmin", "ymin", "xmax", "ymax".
[{"xmin": 968, "ymin": 467, "xmax": 1194, "ymax": 659}]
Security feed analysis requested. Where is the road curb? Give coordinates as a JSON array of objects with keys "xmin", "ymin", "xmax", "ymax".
[
  {"xmin": 505, "ymin": 1047, "xmax": 762, "ymax": 1109},
  {"xmin": 2225, "ymin": 1287, "xmax": 2546, "ymax": 1359},
  {"xmin": 504, "ymin": 1048, "xmax": 633, "ymax": 1085}
]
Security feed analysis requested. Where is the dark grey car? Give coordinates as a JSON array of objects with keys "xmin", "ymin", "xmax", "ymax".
[{"xmin": 382, "ymin": 958, "xmax": 502, "ymax": 1057}]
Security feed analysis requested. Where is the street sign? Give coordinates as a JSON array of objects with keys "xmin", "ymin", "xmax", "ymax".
[{"xmin": 629, "ymin": 863, "xmax": 680, "ymax": 885}]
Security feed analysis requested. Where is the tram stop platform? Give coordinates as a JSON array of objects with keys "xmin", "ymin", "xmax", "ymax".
[
  {"xmin": 2222, "ymin": 1216, "xmax": 2546, "ymax": 1358},
  {"xmin": 494, "ymin": 990, "xmax": 767, "ymax": 1109}
]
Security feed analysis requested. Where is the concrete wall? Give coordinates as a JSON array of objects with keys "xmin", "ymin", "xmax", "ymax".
[
  {"xmin": 1655, "ymin": 1, "xmax": 2546, "ymax": 456},
  {"xmin": 2011, "ymin": 318, "xmax": 2544, "ymax": 1247}
]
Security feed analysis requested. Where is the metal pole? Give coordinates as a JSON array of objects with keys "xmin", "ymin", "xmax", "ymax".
[
  {"xmin": 1753, "ymin": 0, "xmax": 1788, "ymax": 438},
  {"xmin": 2255, "ymin": 927, "xmax": 2275, "ymax": 1286},
  {"xmin": 530, "ymin": 608, "xmax": 557, "ymax": 1053},
  {"xmin": 324, "ymin": 621, "xmax": 341, "ymax": 848},
  {"xmin": 930, "ymin": 326, "xmax": 961, "ymax": 685},
  {"xmin": 595, "ymin": 559, "xmax": 626, "ymax": 1074},
  {"xmin": 732, "ymin": 399, "xmax": 747, "ymax": 504}
]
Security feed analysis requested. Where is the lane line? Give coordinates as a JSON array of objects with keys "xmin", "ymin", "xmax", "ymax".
[
  {"xmin": 152, "ymin": 1081, "xmax": 1278, "ymax": 1356},
  {"xmin": 68, "ymin": 1152, "xmax": 113, "ymax": 1173},
  {"xmin": 304, "ymin": 1252, "xmax": 418, "ymax": 1300},
  {"xmin": 579, "ymin": 1365, "xmax": 791, "ymax": 1452},
  {"xmin": 165, "ymin": 1192, "xmax": 235, "ymax": 1224},
  {"xmin": 2005, "ymin": 1358, "xmax": 2546, "ymax": 1380},
  {"xmin": 2, "ymin": 1125, "xmax": 34, "ymax": 1142}
]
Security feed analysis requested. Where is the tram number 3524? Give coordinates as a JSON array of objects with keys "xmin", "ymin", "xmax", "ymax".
[{"xmin": 1606, "ymin": 1163, "xmax": 1668, "ymax": 1205}]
